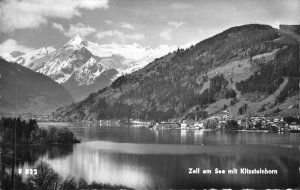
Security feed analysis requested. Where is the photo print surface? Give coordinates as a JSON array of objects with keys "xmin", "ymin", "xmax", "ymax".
[{"xmin": 0, "ymin": 0, "xmax": 299, "ymax": 189}]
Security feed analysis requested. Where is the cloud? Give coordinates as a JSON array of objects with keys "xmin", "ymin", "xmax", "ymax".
[
  {"xmin": 52, "ymin": 23, "xmax": 65, "ymax": 32},
  {"xmin": 0, "ymin": 39, "xmax": 35, "ymax": 59},
  {"xmin": 0, "ymin": 0, "xmax": 109, "ymax": 32},
  {"xmin": 196, "ymin": 28, "xmax": 223, "ymax": 41},
  {"xmin": 160, "ymin": 29, "xmax": 172, "ymax": 41},
  {"xmin": 167, "ymin": 21, "xmax": 185, "ymax": 28},
  {"xmin": 180, "ymin": 40, "xmax": 199, "ymax": 49},
  {"xmin": 126, "ymin": 33, "xmax": 145, "ymax": 41},
  {"xmin": 96, "ymin": 30, "xmax": 145, "ymax": 43},
  {"xmin": 64, "ymin": 23, "xmax": 96, "ymax": 37},
  {"xmin": 170, "ymin": 3, "xmax": 192, "ymax": 10},
  {"xmin": 52, "ymin": 22, "xmax": 96, "ymax": 37},
  {"xmin": 119, "ymin": 22, "xmax": 135, "ymax": 30},
  {"xmin": 105, "ymin": 20, "xmax": 112, "ymax": 24}
]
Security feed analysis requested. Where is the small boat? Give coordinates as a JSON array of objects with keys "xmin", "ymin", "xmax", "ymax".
[{"xmin": 148, "ymin": 124, "xmax": 154, "ymax": 129}]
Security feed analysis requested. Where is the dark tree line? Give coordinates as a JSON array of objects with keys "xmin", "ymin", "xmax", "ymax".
[
  {"xmin": 275, "ymin": 78, "xmax": 299, "ymax": 104},
  {"xmin": 0, "ymin": 117, "xmax": 79, "ymax": 145},
  {"xmin": 0, "ymin": 118, "xmax": 38, "ymax": 190},
  {"xmin": 283, "ymin": 116, "xmax": 300, "ymax": 124},
  {"xmin": 237, "ymin": 45, "xmax": 299, "ymax": 95},
  {"xmin": 111, "ymin": 75, "xmax": 127, "ymax": 89},
  {"xmin": 190, "ymin": 74, "xmax": 236, "ymax": 107},
  {"xmin": 0, "ymin": 117, "xmax": 38, "ymax": 143},
  {"xmin": 0, "ymin": 118, "xmax": 79, "ymax": 190}
]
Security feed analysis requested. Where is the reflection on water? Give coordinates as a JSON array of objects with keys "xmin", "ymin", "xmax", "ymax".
[
  {"xmin": 194, "ymin": 130, "xmax": 204, "ymax": 144},
  {"xmin": 44, "ymin": 145, "xmax": 153, "ymax": 189},
  {"xmin": 25, "ymin": 142, "xmax": 300, "ymax": 189},
  {"xmin": 18, "ymin": 124, "xmax": 300, "ymax": 189},
  {"xmin": 181, "ymin": 130, "xmax": 187, "ymax": 144},
  {"xmin": 16, "ymin": 144, "xmax": 73, "ymax": 165}
]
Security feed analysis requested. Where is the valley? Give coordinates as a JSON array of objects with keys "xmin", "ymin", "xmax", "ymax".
[{"xmin": 53, "ymin": 24, "xmax": 300, "ymax": 122}]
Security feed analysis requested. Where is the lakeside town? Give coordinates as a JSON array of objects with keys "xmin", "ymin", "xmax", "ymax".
[{"xmin": 6, "ymin": 111, "xmax": 300, "ymax": 133}]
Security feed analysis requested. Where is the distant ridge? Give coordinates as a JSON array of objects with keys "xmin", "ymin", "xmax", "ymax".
[{"xmin": 0, "ymin": 58, "xmax": 74, "ymax": 114}]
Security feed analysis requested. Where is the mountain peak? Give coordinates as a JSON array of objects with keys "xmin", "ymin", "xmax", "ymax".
[
  {"xmin": 36, "ymin": 46, "xmax": 56, "ymax": 55},
  {"xmin": 64, "ymin": 34, "xmax": 87, "ymax": 48},
  {"xmin": 74, "ymin": 34, "xmax": 85, "ymax": 41}
]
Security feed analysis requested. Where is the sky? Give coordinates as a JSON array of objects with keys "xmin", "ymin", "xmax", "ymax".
[{"xmin": 0, "ymin": 0, "xmax": 299, "ymax": 56}]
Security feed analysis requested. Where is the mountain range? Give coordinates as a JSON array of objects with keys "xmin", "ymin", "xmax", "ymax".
[
  {"xmin": 54, "ymin": 24, "xmax": 300, "ymax": 121},
  {"xmin": 11, "ymin": 35, "xmax": 176, "ymax": 101},
  {"xmin": 0, "ymin": 58, "xmax": 73, "ymax": 114}
]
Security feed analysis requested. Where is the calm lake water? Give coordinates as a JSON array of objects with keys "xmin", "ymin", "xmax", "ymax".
[{"xmin": 17, "ymin": 122, "xmax": 300, "ymax": 189}]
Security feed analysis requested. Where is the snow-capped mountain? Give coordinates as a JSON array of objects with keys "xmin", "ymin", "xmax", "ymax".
[{"xmin": 12, "ymin": 34, "xmax": 177, "ymax": 101}]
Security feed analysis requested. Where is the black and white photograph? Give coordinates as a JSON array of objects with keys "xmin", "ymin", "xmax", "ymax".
[{"xmin": 0, "ymin": 0, "xmax": 299, "ymax": 189}]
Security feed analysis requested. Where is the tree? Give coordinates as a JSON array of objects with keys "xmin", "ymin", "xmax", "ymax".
[
  {"xmin": 285, "ymin": 116, "xmax": 300, "ymax": 124},
  {"xmin": 78, "ymin": 178, "xmax": 88, "ymax": 189},
  {"xmin": 225, "ymin": 120, "xmax": 238, "ymax": 131},
  {"xmin": 111, "ymin": 75, "xmax": 127, "ymax": 89},
  {"xmin": 225, "ymin": 89, "xmax": 237, "ymax": 99},
  {"xmin": 61, "ymin": 177, "xmax": 77, "ymax": 190},
  {"xmin": 29, "ymin": 161, "xmax": 62, "ymax": 190},
  {"xmin": 204, "ymin": 120, "xmax": 218, "ymax": 130},
  {"xmin": 0, "ymin": 132, "xmax": 12, "ymax": 190},
  {"xmin": 238, "ymin": 107, "xmax": 243, "ymax": 115},
  {"xmin": 230, "ymin": 98, "xmax": 237, "ymax": 106}
]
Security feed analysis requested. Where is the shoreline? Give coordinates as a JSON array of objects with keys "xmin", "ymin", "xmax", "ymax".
[
  {"xmin": 10, "ymin": 140, "xmax": 81, "ymax": 147},
  {"xmin": 38, "ymin": 121, "xmax": 299, "ymax": 133}
]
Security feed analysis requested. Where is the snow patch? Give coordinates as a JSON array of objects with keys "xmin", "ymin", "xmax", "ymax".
[{"xmin": 10, "ymin": 34, "xmax": 177, "ymax": 86}]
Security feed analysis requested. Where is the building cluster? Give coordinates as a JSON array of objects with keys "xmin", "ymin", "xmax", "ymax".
[
  {"xmin": 153, "ymin": 112, "xmax": 300, "ymax": 133},
  {"xmin": 19, "ymin": 113, "xmax": 57, "ymax": 122},
  {"xmin": 182, "ymin": 113, "xmax": 300, "ymax": 132}
]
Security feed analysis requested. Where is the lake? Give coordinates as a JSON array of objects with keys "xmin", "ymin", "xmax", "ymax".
[{"xmin": 17, "ymin": 122, "xmax": 300, "ymax": 189}]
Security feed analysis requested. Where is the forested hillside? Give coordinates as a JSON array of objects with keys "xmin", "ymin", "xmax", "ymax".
[
  {"xmin": 54, "ymin": 24, "xmax": 300, "ymax": 121},
  {"xmin": 0, "ymin": 59, "xmax": 74, "ymax": 114}
]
